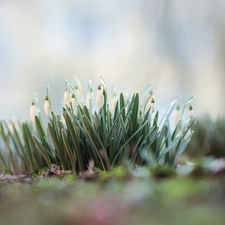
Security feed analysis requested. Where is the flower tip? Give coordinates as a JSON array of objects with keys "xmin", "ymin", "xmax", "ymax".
[
  {"xmin": 151, "ymin": 98, "xmax": 155, "ymax": 103},
  {"xmin": 188, "ymin": 105, "xmax": 194, "ymax": 119},
  {"xmin": 71, "ymin": 93, "xmax": 76, "ymax": 109},
  {"xmin": 64, "ymin": 90, "xmax": 70, "ymax": 106},
  {"xmin": 173, "ymin": 104, "xmax": 180, "ymax": 126},
  {"xmin": 44, "ymin": 96, "xmax": 51, "ymax": 116},
  {"xmin": 96, "ymin": 86, "xmax": 104, "ymax": 109},
  {"xmin": 150, "ymin": 98, "xmax": 155, "ymax": 113},
  {"xmin": 30, "ymin": 101, "xmax": 37, "ymax": 122}
]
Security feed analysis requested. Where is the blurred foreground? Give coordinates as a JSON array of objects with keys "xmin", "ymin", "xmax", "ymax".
[{"xmin": 1, "ymin": 167, "xmax": 225, "ymax": 225}]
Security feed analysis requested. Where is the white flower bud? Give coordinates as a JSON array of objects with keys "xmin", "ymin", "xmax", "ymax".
[
  {"xmin": 30, "ymin": 101, "xmax": 37, "ymax": 122},
  {"xmin": 64, "ymin": 90, "xmax": 70, "ymax": 106},
  {"xmin": 44, "ymin": 96, "xmax": 51, "ymax": 116},
  {"xmin": 173, "ymin": 105, "xmax": 180, "ymax": 126},
  {"xmin": 150, "ymin": 98, "xmax": 155, "ymax": 113},
  {"xmin": 71, "ymin": 93, "xmax": 76, "ymax": 110},
  {"xmin": 74, "ymin": 86, "xmax": 81, "ymax": 102},
  {"xmin": 96, "ymin": 85, "xmax": 104, "ymax": 109},
  {"xmin": 188, "ymin": 105, "xmax": 194, "ymax": 119},
  {"xmin": 146, "ymin": 97, "xmax": 152, "ymax": 109}
]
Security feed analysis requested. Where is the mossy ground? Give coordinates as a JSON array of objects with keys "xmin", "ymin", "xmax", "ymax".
[{"xmin": 1, "ymin": 165, "xmax": 225, "ymax": 225}]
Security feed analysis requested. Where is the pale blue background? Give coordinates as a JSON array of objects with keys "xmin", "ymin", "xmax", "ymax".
[{"xmin": 0, "ymin": 0, "xmax": 224, "ymax": 119}]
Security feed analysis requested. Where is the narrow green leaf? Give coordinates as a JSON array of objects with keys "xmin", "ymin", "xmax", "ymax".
[
  {"xmin": 120, "ymin": 93, "xmax": 126, "ymax": 121},
  {"xmin": 112, "ymin": 120, "xmax": 148, "ymax": 166},
  {"xmin": 32, "ymin": 135, "xmax": 52, "ymax": 167},
  {"xmin": 156, "ymin": 136, "xmax": 181, "ymax": 162}
]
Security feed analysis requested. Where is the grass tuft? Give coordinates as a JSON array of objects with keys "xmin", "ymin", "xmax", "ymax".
[{"xmin": 0, "ymin": 79, "xmax": 196, "ymax": 174}]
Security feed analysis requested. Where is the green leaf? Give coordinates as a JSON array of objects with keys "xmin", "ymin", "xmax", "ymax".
[
  {"xmin": 112, "ymin": 120, "xmax": 148, "ymax": 167},
  {"xmin": 156, "ymin": 136, "xmax": 181, "ymax": 162},
  {"xmin": 32, "ymin": 135, "xmax": 52, "ymax": 167},
  {"xmin": 120, "ymin": 93, "xmax": 126, "ymax": 121}
]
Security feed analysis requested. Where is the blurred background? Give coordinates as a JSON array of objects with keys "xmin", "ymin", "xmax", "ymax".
[{"xmin": 0, "ymin": 0, "xmax": 225, "ymax": 120}]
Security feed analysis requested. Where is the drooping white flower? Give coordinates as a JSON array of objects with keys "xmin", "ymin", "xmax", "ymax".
[
  {"xmin": 71, "ymin": 93, "xmax": 76, "ymax": 110},
  {"xmin": 146, "ymin": 96, "xmax": 152, "ymax": 110},
  {"xmin": 188, "ymin": 105, "xmax": 194, "ymax": 119},
  {"xmin": 33, "ymin": 93, "xmax": 41, "ymax": 114},
  {"xmin": 150, "ymin": 98, "xmax": 155, "ymax": 113},
  {"xmin": 74, "ymin": 86, "xmax": 81, "ymax": 103},
  {"xmin": 96, "ymin": 85, "xmax": 104, "ymax": 109},
  {"xmin": 173, "ymin": 105, "xmax": 180, "ymax": 126},
  {"xmin": 64, "ymin": 89, "xmax": 70, "ymax": 106},
  {"xmin": 44, "ymin": 95, "xmax": 51, "ymax": 116},
  {"xmin": 86, "ymin": 80, "xmax": 94, "ymax": 109},
  {"xmin": 30, "ymin": 101, "xmax": 37, "ymax": 122},
  {"xmin": 74, "ymin": 75, "xmax": 85, "ymax": 104}
]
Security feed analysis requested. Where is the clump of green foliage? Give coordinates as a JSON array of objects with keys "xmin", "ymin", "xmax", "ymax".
[
  {"xmin": 0, "ymin": 77, "xmax": 195, "ymax": 174},
  {"xmin": 186, "ymin": 116, "xmax": 225, "ymax": 158}
]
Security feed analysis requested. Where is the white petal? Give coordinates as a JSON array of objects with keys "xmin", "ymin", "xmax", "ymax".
[
  {"xmin": 151, "ymin": 103, "xmax": 155, "ymax": 113},
  {"xmin": 64, "ymin": 90, "xmax": 70, "ymax": 106},
  {"xmin": 173, "ymin": 109, "xmax": 180, "ymax": 126},
  {"xmin": 188, "ymin": 109, "xmax": 194, "ymax": 119},
  {"xmin": 96, "ymin": 89, "xmax": 104, "ymax": 109},
  {"xmin": 44, "ymin": 100, "xmax": 51, "ymax": 116},
  {"xmin": 147, "ymin": 97, "xmax": 152, "ymax": 109},
  {"xmin": 71, "ymin": 97, "xmax": 75, "ymax": 109},
  {"xmin": 30, "ymin": 105, "xmax": 37, "ymax": 122}
]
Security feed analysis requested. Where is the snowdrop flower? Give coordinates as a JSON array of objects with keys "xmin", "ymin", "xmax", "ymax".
[
  {"xmin": 74, "ymin": 75, "xmax": 84, "ymax": 104},
  {"xmin": 44, "ymin": 95, "xmax": 51, "ymax": 116},
  {"xmin": 150, "ymin": 98, "xmax": 155, "ymax": 113},
  {"xmin": 96, "ymin": 85, "xmax": 104, "ymax": 109},
  {"xmin": 188, "ymin": 105, "xmax": 194, "ymax": 119},
  {"xmin": 146, "ymin": 97, "xmax": 152, "ymax": 109},
  {"xmin": 146, "ymin": 90, "xmax": 153, "ymax": 110},
  {"xmin": 74, "ymin": 86, "xmax": 81, "ymax": 103},
  {"xmin": 33, "ymin": 93, "xmax": 41, "ymax": 114},
  {"xmin": 86, "ymin": 80, "xmax": 94, "ymax": 109},
  {"xmin": 64, "ymin": 80, "xmax": 70, "ymax": 106},
  {"xmin": 173, "ymin": 105, "xmax": 180, "ymax": 126},
  {"xmin": 71, "ymin": 93, "xmax": 76, "ymax": 110},
  {"xmin": 30, "ymin": 100, "xmax": 37, "ymax": 122},
  {"xmin": 64, "ymin": 89, "xmax": 70, "ymax": 106}
]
